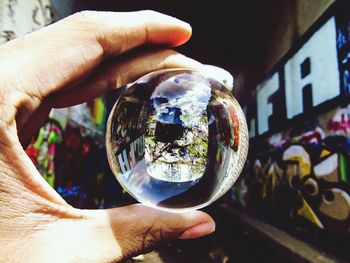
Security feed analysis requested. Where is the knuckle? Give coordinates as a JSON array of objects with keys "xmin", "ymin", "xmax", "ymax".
[
  {"xmin": 65, "ymin": 11, "xmax": 100, "ymax": 32},
  {"xmin": 68, "ymin": 11, "xmax": 110, "ymax": 55},
  {"xmin": 64, "ymin": 11, "xmax": 106, "ymax": 55},
  {"xmin": 62, "ymin": 11, "xmax": 97, "ymax": 35},
  {"xmin": 71, "ymin": 10, "xmax": 97, "ymax": 22},
  {"xmin": 139, "ymin": 10, "xmax": 159, "ymax": 17},
  {"xmin": 140, "ymin": 225, "xmax": 165, "ymax": 252},
  {"xmin": 139, "ymin": 223, "xmax": 179, "ymax": 253}
]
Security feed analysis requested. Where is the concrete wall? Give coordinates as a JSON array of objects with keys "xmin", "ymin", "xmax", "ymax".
[
  {"xmin": 235, "ymin": 0, "xmax": 334, "ymax": 99},
  {"xmin": 229, "ymin": 2, "xmax": 350, "ymax": 259}
]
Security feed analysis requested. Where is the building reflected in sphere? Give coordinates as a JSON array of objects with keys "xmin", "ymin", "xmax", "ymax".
[{"xmin": 106, "ymin": 68, "xmax": 248, "ymax": 211}]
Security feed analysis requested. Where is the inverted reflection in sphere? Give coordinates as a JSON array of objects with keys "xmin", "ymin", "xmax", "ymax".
[{"xmin": 106, "ymin": 68, "xmax": 248, "ymax": 212}]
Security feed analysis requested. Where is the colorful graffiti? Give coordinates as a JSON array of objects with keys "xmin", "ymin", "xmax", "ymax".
[
  {"xmin": 231, "ymin": 105, "xmax": 350, "ymax": 238},
  {"xmin": 26, "ymin": 119, "xmax": 62, "ymax": 188},
  {"xmin": 24, "ymin": 96, "xmax": 131, "ymax": 209},
  {"xmin": 229, "ymin": 3, "xmax": 350, "ymax": 247}
]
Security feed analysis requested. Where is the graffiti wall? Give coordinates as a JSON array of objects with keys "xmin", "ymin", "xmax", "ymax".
[
  {"xmin": 229, "ymin": 1, "xmax": 350, "ymax": 257},
  {"xmin": 25, "ymin": 90, "xmax": 136, "ymax": 209},
  {"xmin": 236, "ymin": 107, "xmax": 350, "ymax": 233}
]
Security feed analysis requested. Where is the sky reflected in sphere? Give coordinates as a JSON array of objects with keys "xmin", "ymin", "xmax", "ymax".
[{"xmin": 106, "ymin": 69, "xmax": 248, "ymax": 212}]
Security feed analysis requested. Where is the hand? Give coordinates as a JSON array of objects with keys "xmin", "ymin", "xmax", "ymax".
[{"xmin": 0, "ymin": 11, "xmax": 215, "ymax": 262}]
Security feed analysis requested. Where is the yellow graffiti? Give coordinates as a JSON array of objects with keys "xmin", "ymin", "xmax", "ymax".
[
  {"xmin": 319, "ymin": 149, "xmax": 331, "ymax": 158},
  {"xmin": 283, "ymin": 145, "xmax": 311, "ymax": 178},
  {"xmin": 297, "ymin": 199, "xmax": 324, "ymax": 229}
]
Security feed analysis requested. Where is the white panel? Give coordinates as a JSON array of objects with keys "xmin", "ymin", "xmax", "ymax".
[
  {"xmin": 0, "ymin": 0, "xmax": 52, "ymax": 43},
  {"xmin": 285, "ymin": 17, "xmax": 340, "ymax": 119},
  {"xmin": 257, "ymin": 72, "xmax": 279, "ymax": 135}
]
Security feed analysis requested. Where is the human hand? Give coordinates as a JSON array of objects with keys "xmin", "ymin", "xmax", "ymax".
[{"xmin": 0, "ymin": 11, "xmax": 215, "ymax": 262}]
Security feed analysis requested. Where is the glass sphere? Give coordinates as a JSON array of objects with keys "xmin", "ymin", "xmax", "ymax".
[{"xmin": 106, "ymin": 68, "xmax": 248, "ymax": 212}]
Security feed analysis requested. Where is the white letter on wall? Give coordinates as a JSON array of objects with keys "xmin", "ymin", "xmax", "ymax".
[
  {"xmin": 257, "ymin": 72, "xmax": 279, "ymax": 135},
  {"xmin": 118, "ymin": 149, "xmax": 131, "ymax": 174},
  {"xmin": 284, "ymin": 17, "xmax": 340, "ymax": 119}
]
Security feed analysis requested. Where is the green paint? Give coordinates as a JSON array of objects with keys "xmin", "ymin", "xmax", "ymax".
[
  {"xmin": 339, "ymin": 154, "xmax": 349, "ymax": 183},
  {"xmin": 33, "ymin": 127, "xmax": 45, "ymax": 148},
  {"xmin": 48, "ymin": 132, "xmax": 58, "ymax": 144}
]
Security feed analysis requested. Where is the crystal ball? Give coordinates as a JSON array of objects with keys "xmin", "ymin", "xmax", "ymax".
[{"xmin": 106, "ymin": 68, "xmax": 248, "ymax": 212}]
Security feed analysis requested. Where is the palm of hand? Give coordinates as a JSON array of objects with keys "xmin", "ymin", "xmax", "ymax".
[{"xmin": 0, "ymin": 11, "xmax": 214, "ymax": 262}]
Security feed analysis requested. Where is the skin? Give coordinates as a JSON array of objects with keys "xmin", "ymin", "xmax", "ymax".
[{"xmin": 0, "ymin": 10, "xmax": 215, "ymax": 263}]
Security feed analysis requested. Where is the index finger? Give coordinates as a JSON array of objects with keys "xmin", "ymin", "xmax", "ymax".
[
  {"xmin": 0, "ymin": 10, "xmax": 192, "ymax": 100},
  {"xmin": 77, "ymin": 10, "xmax": 192, "ymax": 55}
]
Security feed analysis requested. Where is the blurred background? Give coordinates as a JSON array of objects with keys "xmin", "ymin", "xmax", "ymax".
[{"xmin": 3, "ymin": 0, "xmax": 350, "ymax": 262}]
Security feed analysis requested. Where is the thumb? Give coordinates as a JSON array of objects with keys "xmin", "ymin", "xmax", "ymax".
[{"xmin": 86, "ymin": 204, "xmax": 215, "ymax": 261}]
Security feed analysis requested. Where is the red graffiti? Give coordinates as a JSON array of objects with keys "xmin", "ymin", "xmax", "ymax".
[{"xmin": 327, "ymin": 113, "xmax": 350, "ymax": 133}]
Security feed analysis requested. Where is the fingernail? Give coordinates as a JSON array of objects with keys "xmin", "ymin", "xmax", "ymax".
[
  {"xmin": 178, "ymin": 20, "xmax": 191, "ymax": 31},
  {"xmin": 170, "ymin": 16, "xmax": 191, "ymax": 31},
  {"xmin": 178, "ymin": 222, "xmax": 216, "ymax": 240}
]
